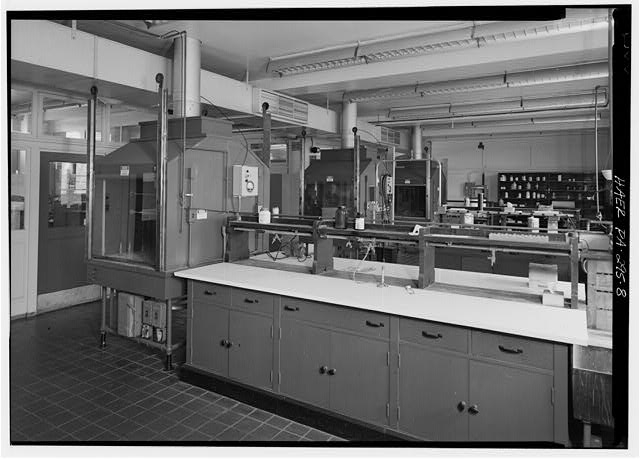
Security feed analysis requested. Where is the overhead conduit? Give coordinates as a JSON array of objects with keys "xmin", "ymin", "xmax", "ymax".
[{"xmin": 268, "ymin": 13, "xmax": 608, "ymax": 77}]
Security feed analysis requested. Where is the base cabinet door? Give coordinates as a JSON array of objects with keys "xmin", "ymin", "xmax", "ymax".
[
  {"xmin": 228, "ymin": 310, "xmax": 273, "ymax": 390},
  {"xmin": 279, "ymin": 320, "xmax": 331, "ymax": 409},
  {"xmin": 468, "ymin": 361, "xmax": 554, "ymax": 442},
  {"xmin": 190, "ymin": 301, "xmax": 229, "ymax": 376},
  {"xmin": 398, "ymin": 344, "xmax": 469, "ymax": 441},
  {"xmin": 330, "ymin": 333, "xmax": 390, "ymax": 427}
]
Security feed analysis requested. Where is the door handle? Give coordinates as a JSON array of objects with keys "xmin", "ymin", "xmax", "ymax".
[
  {"xmin": 220, "ymin": 339, "xmax": 228, "ymax": 347},
  {"xmin": 244, "ymin": 298, "xmax": 257, "ymax": 304},
  {"xmin": 204, "ymin": 290, "xmax": 216, "ymax": 296},
  {"xmin": 319, "ymin": 365, "xmax": 328, "ymax": 374},
  {"xmin": 498, "ymin": 345, "xmax": 523, "ymax": 355},
  {"xmin": 457, "ymin": 401, "xmax": 467, "ymax": 412},
  {"xmin": 284, "ymin": 305, "xmax": 299, "ymax": 312},
  {"xmin": 468, "ymin": 404, "xmax": 480, "ymax": 415},
  {"xmin": 327, "ymin": 368, "xmax": 336, "ymax": 376},
  {"xmin": 226, "ymin": 340, "xmax": 233, "ymax": 348},
  {"xmin": 422, "ymin": 331, "xmax": 443, "ymax": 339},
  {"xmin": 365, "ymin": 320, "xmax": 384, "ymax": 328}
]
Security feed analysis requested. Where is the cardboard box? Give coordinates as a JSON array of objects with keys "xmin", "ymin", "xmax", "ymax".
[
  {"xmin": 142, "ymin": 301, "xmax": 153, "ymax": 325},
  {"xmin": 542, "ymin": 289, "xmax": 565, "ymax": 307},
  {"xmin": 151, "ymin": 302, "xmax": 167, "ymax": 328},
  {"xmin": 117, "ymin": 293, "xmax": 143, "ymax": 337}
]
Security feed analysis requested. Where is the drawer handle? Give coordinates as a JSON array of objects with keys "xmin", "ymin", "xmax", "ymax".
[
  {"xmin": 498, "ymin": 345, "xmax": 523, "ymax": 355},
  {"xmin": 244, "ymin": 298, "xmax": 258, "ymax": 304},
  {"xmin": 422, "ymin": 331, "xmax": 443, "ymax": 340},
  {"xmin": 327, "ymin": 368, "xmax": 336, "ymax": 376},
  {"xmin": 204, "ymin": 290, "xmax": 216, "ymax": 296},
  {"xmin": 468, "ymin": 404, "xmax": 480, "ymax": 415},
  {"xmin": 319, "ymin": 365, "xmax": 328, "ymax": 374},
  {"xmin": 365, "ymin": 320, "xmax": 384, "ymax": 328},
  {"xmin": 284, "ymin": 305, "xmax": 299, "ymax": 312}
]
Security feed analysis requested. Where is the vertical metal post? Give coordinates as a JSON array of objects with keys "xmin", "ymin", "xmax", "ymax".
[
  {"xmin": 300, "ymin": 130, "xmax": 306, "ymax": 215},
  {"xmin": 391, "ymin": 158, "xmax": 396, "ymax": 223},
  {"xmin": 353, "ymin": 128, "xmax": 360, "ymax": 216},
  {"xmin": 99, "ymin": 286, "xmax": 107, "ymax": 348},
  {"xmin": 425, "ymin": 147, "xmax": 432, "ymax": 221},
  {"xmin": 594, "ymin": 86, "xmax": 601, "ymax": 219},
  {"xmin": 165, "ymin": 299, "xmax": 173, "ymax": 371},
  {"xmin": 86, "ymin": 86, "xmax": 97, "ymax": 261},
  {"xmin": 156, "ymin": 74, "xmax": 168, "ymax": 272},
  {"xmin": 570, "ymin": 233, "xmax": 579, "ymax": 309}
]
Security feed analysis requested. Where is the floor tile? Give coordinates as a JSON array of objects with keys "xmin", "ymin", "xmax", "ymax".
[
  {"xmin": 215, "ymin": 427, "xmax": 244, "ymax": 441},
  {"xmin": 266, "ymin": 415, "xmax": 291, "ymax": 429},
  {"xmin": 10, "ymin": 302, "xmax": 339, "ymax": 443},
  {"xmin": 272, "ymin": 430, "xmax": 301, "ymax": 442},
  {"xmin": 246, "ymin": 422, "xmax": 279, "ymax": 440},
  {"xmin": 197, "ymin": 420, "xmax": 228, "ymax": 437},
  {"xmin": 303, "ymin": 429, "xmax": 332, "ymax": 441}
]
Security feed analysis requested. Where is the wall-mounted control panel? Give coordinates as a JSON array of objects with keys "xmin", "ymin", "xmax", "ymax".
[{"xmin": 232, "ymin": 165, "xmax": 259, "ymax": 197}]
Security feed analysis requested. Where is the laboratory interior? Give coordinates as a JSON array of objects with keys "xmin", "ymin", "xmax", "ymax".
[{"xmin": 7, "ymin": 6, "xmax": 634, "ymax": 449}]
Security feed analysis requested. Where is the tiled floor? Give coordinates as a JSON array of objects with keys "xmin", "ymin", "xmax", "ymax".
[{"xmin": 10, "ymin": 301, "xmax": 342, "ymax": 443}]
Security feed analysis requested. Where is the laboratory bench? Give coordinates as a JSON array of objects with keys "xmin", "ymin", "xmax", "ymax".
[{"xmin": 174, "ymin": 257, "xmax": 591, "ymax": 444}]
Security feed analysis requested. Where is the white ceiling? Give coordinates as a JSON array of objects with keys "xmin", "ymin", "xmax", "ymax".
[{"xmin": 44, "ymin": 11, "xmax": 611, "ymax": 137}]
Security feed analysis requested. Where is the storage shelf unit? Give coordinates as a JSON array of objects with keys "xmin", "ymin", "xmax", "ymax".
[{"xmin": 498, "ymin": 172, "xmax": 601, "ymax": 212}]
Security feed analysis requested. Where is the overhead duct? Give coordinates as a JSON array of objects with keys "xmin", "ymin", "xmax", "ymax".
[
  {"xmin": 269, "ymin": 13, "xmax": 608, "ymax": 77},
  {"xmin": 172, "ymin": 34, "xmax": 201, "ymax": 117},
  {"xmin": 348, "ymin": 62, "xmax": 608, "ymax": 103}
]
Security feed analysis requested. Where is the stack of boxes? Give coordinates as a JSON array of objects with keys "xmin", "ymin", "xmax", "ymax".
[
  {"xmin": 586, "ymin": 259, "xmax": 613, "ymax": 331},
  {"xmin": 142, "ymin": 300, "xmax": 167, "ymax": 343},
  {"xmin": 117, "ymin": 293, "xmax": 143, "ymax": 337}
]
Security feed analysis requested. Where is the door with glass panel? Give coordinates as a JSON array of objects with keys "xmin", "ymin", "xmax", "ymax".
[{"xmin": 38, "ymin": 152, "xmax": 88, "ymax": 294}]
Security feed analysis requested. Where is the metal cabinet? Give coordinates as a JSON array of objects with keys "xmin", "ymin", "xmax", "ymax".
[
  {"xmin": 189, "ymin": 295, "xmax": 273, "ymax": 391},
  {"xmin": 280, "ymin": 319, "xmax": 331, "ymax": 408},
  {"xmin": 330, "ymin": 332, "xmax": 389, "ymax": 426},
  {"xmin": 468, "ymin": 361, "xmax": 554, "ymax": 442},
  {"xmin": 190, "ymin": 301, "xmax": 228, "ymax": 375},
  {"xmin": 228, "ymin": 310, "xmax": 274, "ymax": 390},
  {"xmin": 279, "ymin": 312, "xmax": 390, "ymax": 427},
  {"xmin": 398, "ymin": 343, "xmax": 469, "ymax": 441}
]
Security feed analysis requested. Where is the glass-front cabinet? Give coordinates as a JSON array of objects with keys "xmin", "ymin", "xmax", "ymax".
[{"xmin": 92, "ymin": 149, "xmax": 157, "ymax": 267}]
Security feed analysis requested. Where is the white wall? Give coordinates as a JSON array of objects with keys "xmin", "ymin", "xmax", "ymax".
[{"xmin": 430, "ymin": 130, "xmax": 610, "ymax": 202}]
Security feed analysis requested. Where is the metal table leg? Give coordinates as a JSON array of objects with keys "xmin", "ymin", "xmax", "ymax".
[
  {"xmin": 164, "ymin": 298, "xmax": 173, "ymax": 371},
  {"xmin": 100, "ymin": 286, "xmax": 107, "ymax": 348},
  {"xmin": 583, "ymin": 421, "xmax": 592, "ymax": 447}
]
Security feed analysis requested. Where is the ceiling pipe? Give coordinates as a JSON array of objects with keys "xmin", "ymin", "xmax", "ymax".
[
  {"xmin": 270, "ymin": 14, "xmax": 608, "ymax": 76},
  {"xmin": 389, "ymin": 92, "xmax": 608, "ymax": 121},
  {"xmin": 348, "ymin": 62, "xmax": 608, "ymax": 103}
]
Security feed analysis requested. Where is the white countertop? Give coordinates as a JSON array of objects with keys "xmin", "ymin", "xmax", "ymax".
[{"xmin": 176, "ymin": 261, "xmax": 588, "ymax": 345}]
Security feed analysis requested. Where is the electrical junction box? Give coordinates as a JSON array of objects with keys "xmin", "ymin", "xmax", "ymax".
[{"xmin": 233, "ymin": 165, "xmax": 259, "ymax": 197}]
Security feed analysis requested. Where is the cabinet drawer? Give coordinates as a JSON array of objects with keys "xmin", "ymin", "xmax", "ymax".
[
  {"xmin": 471, "ymin": 331, "xmax": 553, "ymax": 370},
  {"xmin": 281, "ymin": 297, "xmax": 389, "ymax": 339},
  {"xmin": 399, "ymin": 318, "xmax": 468, "ymax": 353},
  {"xmin": 191, "ymin": 281, "xmax": 231, "ymax": 306},
  {"xmin": 231, "ymin": 288, "xmax": 274, "ymax": 315}
]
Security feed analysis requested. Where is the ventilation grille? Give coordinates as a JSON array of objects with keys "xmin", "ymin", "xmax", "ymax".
[
  {"xmin": 253, "ymin": 89, "xmax": 309, "ymax": 125},
  {"xmin": 380, "ymin": 126, "xmax": 401, "ymax": 146}
]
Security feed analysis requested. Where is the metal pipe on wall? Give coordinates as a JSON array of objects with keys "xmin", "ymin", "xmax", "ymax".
[
  {"xmin": 412, "ymin": 125, "xmax": 423, "ymax": 159},
  {"xmin": 353, "ymin": 128, "xmax": 360, "ymax": 216},
  {"xmin": 85, "ymin": 85, "xmax": 97, "ymax": 262},
  {"xmin": 155, "ymin": 73, "xmax": 168, "ymax": 271},
  {"xmin": 594, "ymin": 86, "xmax": 602, "ymax": 219},
  {"xmin": 425, "ymin": 146, "xmax": 432, "ymax": 220},
  {"xmin": 342, "ymin": 101, "xmax": 357, "ymax": 148},
  {"xmin": 300, "ymin": 130, "xmax": 306, "ymax": 215}
]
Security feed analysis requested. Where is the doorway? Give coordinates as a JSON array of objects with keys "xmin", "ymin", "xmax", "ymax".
[{"xmin": 37, "ymin": 152, "xmax": 89, "ymax": 296}]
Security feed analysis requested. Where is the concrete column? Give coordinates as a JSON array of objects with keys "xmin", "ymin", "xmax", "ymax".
[
  {"xmin": 412, "ymin": 125, "xmax": 423, "ymax": 159},
  {"xmin": 341, "ymin": 101, "xmax": 357, "ymax": 148},
  {"xmin": 172, "ymin": 35, "xmax": 201, "ymax": 117}
]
